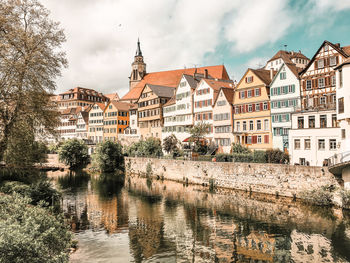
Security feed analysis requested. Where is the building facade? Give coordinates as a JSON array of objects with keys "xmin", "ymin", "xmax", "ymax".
[
  {"xmin": 212, "ymin": 88, "xmax": 235, "ymax": 153},
  {"xmin": 233, "ymin": 69, "xmax": 273, "ymax": 150},
  {"xmin": 270, "ymin": 63, "xmax": 302, "ymax": 151},
  {"xmin": 88, "ymin": 103, "xmax": 106, "ymax": 144},
  {"xmin": 137, "ymin": 84, "xmax": 175, "ymax": 140},
  {"xmin": 76, "ymin": 107, "xmax": 90, "ymax": 140},
  {"xmin": 264, "ymin": 50, "xmax": 309, "ymax": 71}
]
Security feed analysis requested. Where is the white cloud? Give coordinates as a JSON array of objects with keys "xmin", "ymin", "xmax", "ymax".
[
  {"xmin": 308, "ymin": 0, "xmax": 350, "ymax": 12},
  {"xmin": 223, "ymin": 0, "xmax": 293, "ymax": 53}
]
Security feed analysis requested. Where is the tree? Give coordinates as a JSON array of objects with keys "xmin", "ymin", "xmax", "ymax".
[
  {"xmin": 189, "ymin": 122, "xmax": 211, "ymax": 154},
  {"xmin": 0, "ymin": 194, "xmax": 72, "ymax": 263},
  {"xmin": 126, "ymin": 137, "xmax": 163, "ymax": 157},
  {"xmin": 93, "ymin": 140, "xmax": 124, "ymax": 173},
  {"xmin": 58, "ymin": 139, "xmax": 89, "ymax": 169},
  {"xmin": 231, "ymin": 143, "xmax": 250, "ymax": 154},
  {"xmin": 163, "ymin": 134, "xmax": 181, "ymax": 157},
  {"xmin": 0, "ymin": 0, "xmax": 67, "ymax": 162}
]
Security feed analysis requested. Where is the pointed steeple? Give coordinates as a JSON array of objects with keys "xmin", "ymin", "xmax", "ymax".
[{"xmin": 135, "ymin": 38, "xmax": 142, "ymax": 56}]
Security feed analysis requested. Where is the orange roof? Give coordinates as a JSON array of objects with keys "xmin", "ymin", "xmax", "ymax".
[
  {"xmin": 110, "ymin": 100, "xmax": 133, "ymax": 111},
  {"xmin": 203, "ymin": 79, "xmax": 234, "ymax": 91},
  {"xmin": 95, "ymin": 102, "xmax": 106, "ymax": 111},
  {"xmin": 121, "ymin": 65, "xmax": 229, "ymax": 101},
  {"xmin": 105, "ymin": 92, "xmax": 120, "ymax": 101}
]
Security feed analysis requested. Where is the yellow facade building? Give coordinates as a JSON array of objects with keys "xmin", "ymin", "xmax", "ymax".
[
  {"xmin": 103, "ymin": 100, "xmax": 132, "ymax": 142},
  {"xmin": 233, "ymin": 69, "xmax": 274, "ymax": 150}
]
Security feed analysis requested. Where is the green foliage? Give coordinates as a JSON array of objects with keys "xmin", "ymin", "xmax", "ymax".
[
  {"xmin": 48, "ymin": 142, "xmax": 63, "ymax": 154},
  {"xmin": 265, "ymin": 149, "xmax": 289, "ymax": 164},
  {"xmin": 193, "ymin": 142, "xmax": 208, "ymax": 155},
  {"xmin": 189, "ymin": 122, "xmax": 211, "ymax": 141},
  {"xmin": 58, "ymin": 139, "xmax": 89, "ymax": 169},
  {"xmin": 0, "ymin": 194, "xmax": 72, "ymax": 263},
  {"xmin": 232, "ymin": 153, "xmax": 254, "ymax": 163},
  {"xmin": 341, "ymin": 190, "xmax": 350, "ymax": 208},
  {"xmin": 231, "ymin": 143, "xmax": 251, "ymax": 154},
  {"xmin": 93, "ymin": 141, "xmax": 124, "ymax": 173},
  {"xmin": 300, "ymin": 186, "xmax": 334, "ymax": 206},
  {"xmin": 126, "ymin": 137, "xmax": 163, "ymax": 157},
  {"xmin": 252, "ymin": 150, "xmax": 266, "ymax": 163},
  {"xmin": 146, "ymin": 163, "xmax": 152, "ymax": 177},
  {"xmin": 163, "ymin": 135, "xmax": 181, "ymax": 158},
  {"xmin": 215, "ymin": 153, "xmax": 233, "ymax": 162}
]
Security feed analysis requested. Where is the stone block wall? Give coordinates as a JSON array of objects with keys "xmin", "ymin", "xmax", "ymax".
[{"xmin": 125, "ymin": 157, "xmax": 341, "ymax": 198}]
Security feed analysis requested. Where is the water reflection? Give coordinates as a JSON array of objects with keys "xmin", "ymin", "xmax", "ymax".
[{"xmin": 51, "ymin": 172, "xmax": 350, "ymax": 262}]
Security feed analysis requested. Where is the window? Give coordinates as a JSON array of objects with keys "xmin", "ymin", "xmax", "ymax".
[
  {"xmin": 263, "ymin": 102, "xmax": 268, "ymax": 110},
  {"xmin": 257, "ymin": 120, "xmax": 261, "ymax": 130},
  {"xmin": 331, "ymin": 75, "xmax": 336, "ymax": 86},
  {"xmin": 318, "ymin": 139, "xmax": 325, "ymax": 150},
  {"xmin": 257, "ymin": 136, "xmax": 262, "ymax": 144},
  {"xmin": 342, "ymin": 129, "xmax": 346, "ymax": 139},
  {"xmin": 306, "ymin": 80, "xmax": 312, "ymax": 90},
  {"xmin": 255, "ymin": 88, "xmax": 260, "ymax": 96},
  {"xmin": 247, "ymin": 90, "xmax": 252, "ymax": 98},
  {"xmin": 248, "ymin": 104, "xmax": 253, "ymax": 112},
  {"xmin": 247, "ymin": 136, "xmax": 252, "ymax": 144},
  {"xmin": 264, "ymin": 119, "xmax": 269, "ymax": 131},
  {"xmin": 320, "ymin": 115, "xmax": 327, "ymax": 128},
  {"xmin": 300, "ymin": 158, "xmax": 306, "ymax": 165},
  {"xmin": 246, "ymin": 76, "xmax": 253, "ymax": 83},
  {"xmin": 294, "ymin": 139, "xmax": 300, "ymax": 149},
  {"xmin": 318, "ymin": 78, "xmax": 325, "ymax": 88},
  {"xmin": 280, "ymin": 72, "xmax": 286, "ymax": 80},
  {"xmin": 308, "ymin": 116, "xmax": 315, "ymax": 128},
  {"xmin": 332, "ymin": 114, "xmax": 337, "ymax": 127},
  {"xmin": 235, "ymin": 107, "xmax": 240, "ymax": 114},
  {"xmin": 240, "ymin": 91, "xmax": 245, "ymax": 99},
  {"xmin": 249, "ymin": 121, "xmax": 254, "ymax": 131},
  {"xmin": 318, "ymin": 59, "xmax": 324, "ymax": 69},
  {"xmin": 330, "ymin": 56, "xmax": 336, "ymax": 66},
  {"xmin": 243, "ymin": 121, "xmax": 247, "ymax": 131},
  {"xmin": 320, "ymin": 96, "xmax": 326, "ymax": 105},
  {"xmin": 298, "ymin": 117, "xmax": 304, "ymax": 129},
  {"xmin": 330, "ymin": 139, "xmax": 337, "ymax": 150},
  {"xmin": 338, "ymin": 97, "xmax": 344, "ymax": 114},
  {"xmin": 255, "ymin": 103, "xmax": 260, "ymax": 111},
  {"xmin": 305, "ymin": 139, "xmax": 311, "ymax": 150},
  {"xmin": 236, "ymin": 122, "xmax": 240, "ymax": 132}
]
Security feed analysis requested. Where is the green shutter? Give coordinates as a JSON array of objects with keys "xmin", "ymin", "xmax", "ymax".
[
  {"xmin": 286, "ymin": 114, "xmax": 290, "ymax": 121},
  {"xmin": 279, "ymin": 115, "xmax": 282, "ymax": 122},
  {"xmin": 277, "ymin": 87, "xmax": 281, "ymax": 95},
  {"xmin": 278, "ymin": 101, "xmax": 281, "ymax": 108},
  {"xmin": 292, "ymin": 85, "xmax": 295, "ymax": 93}
]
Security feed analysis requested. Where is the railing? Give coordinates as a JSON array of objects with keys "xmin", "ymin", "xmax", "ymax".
[{"xmin": 328, "ymin": 151, "xmax": 350, "ymax": 167}]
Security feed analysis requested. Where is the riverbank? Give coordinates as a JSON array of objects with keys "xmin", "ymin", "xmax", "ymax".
[{"xmin": 125, "ymin": 157, "xmax": 347, "ymax": 207}]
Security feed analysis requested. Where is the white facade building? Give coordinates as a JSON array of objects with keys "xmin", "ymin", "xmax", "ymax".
[
  {"xmin": 76, "ymin": 108, "xmax": 89, "ymax": 141},
  {"xmin": 264, "ymin": 50, "xmax": 309, "ymax": 71},
  {"xmin": 88, "ymin": 103, "xmax": 106, "ymax": 144},
  {"xmin": 270, "ymin": 63, "xmax": 301, "ymax": 151},
  {"xmin": 212, "ymin": 88, "xmax": 234, "ymax": 153},
  {"xmin": 193, "ymin": 78, "xmax": 234, "ymax": 141},
  {"xmin": 289, "ymin": 110, "xmax": 339, "ymax": 166},
  {"xmin": 162, "ymin": 74, "xmax": 198, "ymax": 142}
]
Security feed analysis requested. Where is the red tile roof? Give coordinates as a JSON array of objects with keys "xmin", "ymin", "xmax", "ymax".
[
  {"xmin": 121, "ymin": 65, "xmax": 230, "ymax": 101},
  {"xmin": 267, "ymin": 50, "xmax": 309, "ymax": 64},
  {"xmin": 251, "ymin": 68, "xmax": 273, "ymax": 85},
  {"xmin": 110, "ymin": 100, "xmax": 133, "ymax": 111},
  {"xmin": 105, "ymin": 92, "xmax": 120, "ymax": 101}
]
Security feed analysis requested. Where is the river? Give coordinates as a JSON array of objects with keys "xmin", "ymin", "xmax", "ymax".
[{"xmin": 50, "ymin": 171, "xmax": 350, "ymax": 263}]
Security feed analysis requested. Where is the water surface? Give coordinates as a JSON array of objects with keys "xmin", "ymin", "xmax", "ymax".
[{"xmin": 51, "ymin": 171, "xmax": 350, "ymax": 262}]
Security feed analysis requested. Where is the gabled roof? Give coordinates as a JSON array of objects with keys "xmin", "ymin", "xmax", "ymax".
[
  {"xmin": 79, "ymin": 111, "xmax": 89, "ymax": 123},
  {"xmin": 213, "ymin": 87, "xmax": 235, "ymax": 106},
  {"xmin": 59, "ymin": 87, "xmax": 106, "ymax": 98},
  {"xmin": 203, "ymin": 78, "xmax": 234, "ymax": 91},
  {"xmin": 251, "ymin": 68, "xmax": 273, "ymax": 85},
  {"xmin": 110, "ymin": 100, "xmax": 133, "ymax": 111},
  {"xmin": 270, "ymin": 62, "xmax": 302, "ymax": 86},
  {"xmin": 105, "ymin": 92, "xmax": 120, "ymax": 101},
  {"xmin": 300, "ymin": 40, "xmax": 350, "ymax": 75},
  {"xmin": 60, "ymin": 106, "xmax": 82, "ymax": 115},
  {"xmin": 121, "ymin": 65, "xmax": 230, "ymax": 101},
  {"xmin": 93, "ymin": 102, "xmax": 106, "ymax": 111},
  {"xmin": 183, "ymin": 74, "xmax": 198, "ymax": 89},
  {"xmin": 267, "ymin": 50, "xmax": 309, "ymax": 64},
  {"xmin": 163, "ymin": 96, "xmax": 176, "ymax": 107},
  {"xmin": 146, "ymin": 84, "xmax": 175, "ymax": 98}
]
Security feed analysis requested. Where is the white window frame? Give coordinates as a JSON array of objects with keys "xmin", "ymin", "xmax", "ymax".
[
  {"xmin": 247, "ymin": 90, "xmax": 252, "ymax": 98},
  {"xmin": 255, "ymin": 103, "xmax": 260, "ymax": 111},
  {"xmin": 318, "ymin": 59, "xmax": 324, "ymax": 69},
  {"xmin": 318, "ymin": 78, "xmax": 325, "ymax": 88},
  {"xmin": 320, "ymin": 96, "xmax": 326, "ymax": 105},
  {"xmin": 257, "ymin": 135, "xmax": 262, "ymax": 144},
  {"xmin": 257, "ymin": 120, "xmax": 261, "ymax": 130},
  {"xmin": 248, "ymin": 104, "xmax": 253, "ymax": 112},
  {"xmin": 330, "ymin": 57, "xmax": 336, "ymax": 66},
  {"xmin": 255, "ymin": 88, "xmax": 260, "ymax": 96},
  {"xmin": 330, "ymin": 139, "xmax": 337, "ymax": 150},
  {"xmin": 306, "ymin": 80, "xmax": 312, "ymax": 90}
]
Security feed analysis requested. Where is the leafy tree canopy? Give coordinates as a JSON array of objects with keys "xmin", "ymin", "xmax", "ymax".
[
  {"xmin": 58, "ymin": 139, "xmax": 89, "ymax": 169},
  {"xmin": 93, "ymin": 140, "xmax": 124, "ymax": 173}
]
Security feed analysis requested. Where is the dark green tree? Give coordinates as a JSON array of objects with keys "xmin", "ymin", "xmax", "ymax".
[
  {"xmin": 93, "ymin": 140, "xmax": 124, "ymax": 173},
  {"xmin": 189, "ymin": 122, "xmax": 211, "ymax": 155},
  {"xmin": 163, "ymin": 134, "xmax": 181, "ymax": 157},
  {"xmin": 58, "ymin": 139, "xmax": 89, "ymax": 169},
  {"xmin": 126, "ymin": 137, "xmax": 163, "ymax": 157}
]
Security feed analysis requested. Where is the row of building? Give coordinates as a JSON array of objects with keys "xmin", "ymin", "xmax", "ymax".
[{"xmin": 53, "ymin": 39, "xmax": 350, "ymax": 166}]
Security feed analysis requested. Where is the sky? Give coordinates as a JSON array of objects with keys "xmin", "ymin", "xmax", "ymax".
[{"xmin": 41, "ymin": 0, "xmax": 350, "ymax": 97}]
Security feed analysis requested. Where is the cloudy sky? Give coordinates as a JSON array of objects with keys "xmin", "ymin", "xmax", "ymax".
[{"xmin": 41, "ymin": 0, "xmax": 350, "ymax": 97}]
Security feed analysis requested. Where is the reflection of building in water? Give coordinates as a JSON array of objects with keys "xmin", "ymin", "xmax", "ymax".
[
  {"xmin": 290, "ymin": 230, "xmax": 340, "ymax": 263},
  {"xmin": 63, "ymin": 181, "xmax": 128, "ymax": 234}
]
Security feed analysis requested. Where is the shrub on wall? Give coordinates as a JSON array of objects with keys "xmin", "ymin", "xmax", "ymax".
[
  {"xmin": 265, "ymin": 149, "xmax": 289, "ymax": 164},
  {"xmin": 215, "ymin": 153, "xmax": 233, "ymax": 162},
  {"xmin": 126, "ymin": 137, "xmax": 163, "ymax": 158},
  {"xmin": 232, "ymin": 153, "xmax": 254, "ymax": 163},
  {"xmin": 300, "ymin": 186, "xmax": 334, "ymax": 206},
  {"xmin": 252, "ymin": 151, "xmax": 266, "ymax": 163},
  {"xmin": 231, "ymin": 143, "xmax": 251, "ymax": 154}
]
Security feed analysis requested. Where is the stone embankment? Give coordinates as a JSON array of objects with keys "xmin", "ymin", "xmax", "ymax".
[{"xmin": 125, "ymin": 157, "xmax": 342, "ymax": 199}]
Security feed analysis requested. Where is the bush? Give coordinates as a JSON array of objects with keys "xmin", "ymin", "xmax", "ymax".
[
  {"xmin": 252, "ymin": 150, "xmax": 266, "ymax": 163},
  {"xmin": 58, "ymin": 139, "xmax": 89, "ymax": 169},
  {"xmin": 300, "ymin": 186, "xmax": 334, "ymax": 206},
  {"xmin": 93, "ymin": 141, "xmax": 124, "ymax": 173},
  {"xmin": 126, "ymin": 137, "xmax": 163, "ymax": 158},
  {"xmin": 341, "ymin": 190, "xmax": 350, "ymax": 208},
  {"xmin": 231, "ymin": 143, "xmax": 251, "ymax": 154},
  {"xmin": 215, "ymin": 153, "xmax": 233, "ymax": 162},
  {"xmin": 0, "ymin": 194, "xmax": 72, "ymax": 263},
  {"xmin": 232, "ymin": 153, "xmax": 254, "ymax": 163},
  {"xmin": 265, "ymin": 149, "xmax": 289, "ymax": 164},
  {"xmin": 163, "ymin": 135, "xmax": 181, "ymax": 157}
]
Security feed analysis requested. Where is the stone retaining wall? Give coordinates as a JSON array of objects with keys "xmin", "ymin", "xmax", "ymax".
[{"xmin": 125, "ymin": 157, "xmax": 342, "ymax": 198}]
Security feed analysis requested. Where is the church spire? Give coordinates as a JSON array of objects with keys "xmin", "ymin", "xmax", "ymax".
[{"xmin": 135, "ymin": 38, "xmax": 142, "ymax": 56}]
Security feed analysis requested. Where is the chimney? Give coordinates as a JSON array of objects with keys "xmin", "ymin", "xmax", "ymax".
[
  {"xmin": 336, "ymin": 43, "xmax": 340, "ymax": 48},
  {"xmin": 204, "ymin": 69, "xmax": 208, "ymax": 79},
  {"xmin": 270, "ymin": 68, "xmax": 274, "ymax": 80}
]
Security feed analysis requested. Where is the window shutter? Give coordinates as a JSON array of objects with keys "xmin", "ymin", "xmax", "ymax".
[
  {"xmin": 259, "ymin": 88, "xmax": 261, "ymax": 95},
  {"xmin": 286, "ymin": 114, "xmax": 290, "ymax": 121},
  {"xmin": 245, "ymin": 90, "xmax": 248, "ymax": 98},
  {"xmin": 245, "ymin": 77, "xmax": 247, "ymax": 83},
  {"xmin": 278, "ymin": 101, "xmax": 281, "ymax": 108},
  {"xmin": 268, "ymin": 102, "xmax": 270, "ymax": 110},
  {"xmin": 239, "ymin": 92, "xmax": 241, "ymax": 99},
  {"xmin": 264, "ymin": 135, "xmax": 269, "ymax": 144},
  {"xmin": 252, "ymin": 76, "xmax": 254, "ymax": 82},
  {"xmin": 336, "ymin": 56, "xmax": 339, "ymax": 65},
  {"xmin": 303, "ymin": 81, "xmax": 306, "ymax": 90},
  {"xmin": 252, "ymin": 104, "xmax": 255, "ymax": 112},
  {"xmin": 260, "ymin": 103, "xmax": 263, "ymax": 110},
  {"xmin": 315, "ymin": 78, "xmax": 318, "ymax": 88},
  {"xmin": 252, "ymin": 89, "xmax": 255, "ymax": 97},
  {"xmin": 253, "ymin": 136, "xmax": 257, "ymax": 144},
  {"xmin": 292, "ymin": 85, "xmax": 295, "ymax": 93},
  {"xmin": 314, "ymin": 60, "xmax": 318, "ymax": 69}
]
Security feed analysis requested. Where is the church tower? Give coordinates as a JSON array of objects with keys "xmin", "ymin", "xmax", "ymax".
[{"xmin": 129, "ymin": 38, "xmax": 146, "ymax": 90}]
